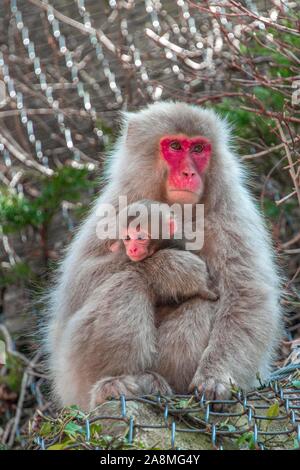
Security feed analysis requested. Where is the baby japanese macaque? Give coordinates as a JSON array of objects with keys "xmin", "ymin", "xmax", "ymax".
[
  {"xmin": 109, "ymin": 199, "xmax": 219, "ymax": 300},
  {"xmin": 110, "ymin": 205, "xmax": 180, "ymax": 262}
]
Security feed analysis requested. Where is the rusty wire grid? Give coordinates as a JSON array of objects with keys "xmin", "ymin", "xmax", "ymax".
[
  {"xmin": 29, "ymin": 367, "xmax": 300, "ymax": 451},
  {"xmin": 0, "ymin": 321, "xmax": 298, "ymax": 449}
]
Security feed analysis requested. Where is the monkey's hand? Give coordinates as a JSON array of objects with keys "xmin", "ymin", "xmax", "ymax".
[
  {"xmin": 189, "ymin": 366, "xmax": 234, "ymax": 411},
  {"xmin": 109, "ymin": 240, "xmax": 121, "ymax": 253},
  {"xmin": 144, "ymin": 248, "xmax": 218, "ymax": 304},
  {"xmin": 197, "ymin": 282, "xmax": 219, "ymax": 302}
]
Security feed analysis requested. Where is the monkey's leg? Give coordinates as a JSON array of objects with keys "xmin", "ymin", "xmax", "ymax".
[
  {"xmin": 57, "ymin": 270, "xmax": 169, "ymax": 409},
  {"xmin": 156, "ymin": 297, "xmax": 216, "ymax": 394},
  {"xmin": 157, "ymin": 284, "xmax": 280, "ymax": 408},
  {"xmin": 189, "ymin": 287, "xmax": 281, "ymax": 406}
]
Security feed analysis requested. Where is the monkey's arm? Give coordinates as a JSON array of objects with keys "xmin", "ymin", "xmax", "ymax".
[{"xmin": 142, "ymin": 248, "xmax": 218, "ymax": 303}]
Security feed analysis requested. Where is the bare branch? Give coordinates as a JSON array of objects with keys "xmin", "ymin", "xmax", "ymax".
[
  {"xmin": 0, "ymin": 132, "xmax": 53, "ymax": 176},
  {"xmin": 276, "ymin": 120, "xmax": 300, "ymax": 207}
]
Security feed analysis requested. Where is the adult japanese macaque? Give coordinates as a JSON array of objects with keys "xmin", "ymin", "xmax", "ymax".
[{"xmin": 45, "ymin": 102, "xmax": 282, "ymax": 410}]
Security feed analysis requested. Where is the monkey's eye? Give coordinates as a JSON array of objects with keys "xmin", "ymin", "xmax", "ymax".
[
  {"xmin": 125, "ymin": 235, "xmax": 131, "ymax": 241},
  {"xmin": 137, "ymin": 233, "xmax": 148, "ymax": 240},
  {"xmin": 169, "ymin": 141, "xmax": 182, "ymax": 151},
  {"xmin": 192, "ymin": 143, "xmax": 204, "ymax": 153}
]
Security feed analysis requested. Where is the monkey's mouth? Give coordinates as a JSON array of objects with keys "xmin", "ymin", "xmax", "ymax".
[
  {"xmin": 168, "ymin": 189, "xmax": 200, "ymax": 203},
  {"xmin": 129, "ymin": 254, "xmax": 148, "ymax": 262},
  {"xmin": 169, "ymin": 189, "xmax": 197, "ymax": 194}
]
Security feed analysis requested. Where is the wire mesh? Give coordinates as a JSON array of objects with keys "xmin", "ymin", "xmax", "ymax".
[{"xmin": 30, "ymin": 366, "xmax": 300, "ymax": 451}]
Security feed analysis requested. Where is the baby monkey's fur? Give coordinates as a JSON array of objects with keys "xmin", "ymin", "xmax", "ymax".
[{"xmin": 110, "ymin": 199, "xmax": 219, "ymax": 301}]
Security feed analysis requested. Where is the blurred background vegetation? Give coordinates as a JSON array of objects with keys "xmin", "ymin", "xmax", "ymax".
[{"xmin": 0, "ymin": 0, "xmax": 299, "ymax": 448}]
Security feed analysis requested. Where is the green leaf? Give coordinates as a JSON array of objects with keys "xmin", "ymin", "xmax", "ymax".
[
  {"xmin": 266, "ymin": 401, "xmax": 280, "ymax": 418},
  {"xmin": 0, "ymin": 353, "xmax": 24, "ymax": 392},
  {"xmin": 239, "ymin": 44, "xmax": 248, "ymax": 54},
  {"xmin": 48, "ymin": 439, "xmax": 73, "ymax": 450},
  {"xmin": 292, "ymin": 380, "xmax": 300, "ymax": 389},
  {"xmin": 64, "ymin": 422, "xmax": 83, "ymax": 437},
  {"xmin": 0, "ymin": 262, "xmax": 32, "ymax": 288},
  {"xmin": 65, "ymin": 405, "xmax": 86, "ymax": 419},
  {"xmin": 40, "ymin": 422, "xmax": 52, "ymax": 436},
  {"xmin": 263, "ymin": 200, "xmax": 281, "ymax": 220},
  {"xmin": 90, "ymin": 423, "xmax": 102, "ymax": 437},
  {"xmin": 237, "ymin": 432, "xmax": 255, "ymax": 449},
  {"xmin": 177, "ymin": 399, "xmax": 190, "ymax": 408}
]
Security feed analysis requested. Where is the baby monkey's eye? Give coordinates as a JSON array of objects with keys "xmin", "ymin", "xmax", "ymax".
[
  {"xmin": 192, "ymin": 143, "xmax": 204, "ymax": 153},
  {"xmin": 125, "ymin": 235, "xmax": 131, "ymax": 241},
  {"xmin": 137, "ymin": 234, "xmax": 148, "ymax": 240},
  {"xmin": 169, "ymin": 140, "xmax": 182, "ymax": 151}
]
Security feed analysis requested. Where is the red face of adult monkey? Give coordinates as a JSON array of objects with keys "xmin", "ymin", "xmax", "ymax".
[{"xmin": 160, "ymin": 135, "xmax": 212, "ymax": 204}]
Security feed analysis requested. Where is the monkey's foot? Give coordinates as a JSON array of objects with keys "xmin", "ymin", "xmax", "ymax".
[
  {"xmin": 89, "ymin": 375, "xmax": 141, "ymax": 409},
  {"xmin": 141, "ymin": 371, "xmax": 172, "ymax": 395},
  {"xmin": 189, "ymin": 373, "xmax": 232, "ymax": 411},
  {"xmin": 90, "ymin": 372, "xmax": 172, "ymax": 409}
]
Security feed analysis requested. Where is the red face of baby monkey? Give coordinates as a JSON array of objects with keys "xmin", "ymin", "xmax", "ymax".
[
  {"xmin": 110, "ymin": 208, "xmax": 177, "ymax": 262},
  {"xmin": 160, "ymin": 135, "xmax": 212, "ymax": 204},
  {"xmin": 122, "ymin": 227, "xmax": 154, "ymax": 262}
]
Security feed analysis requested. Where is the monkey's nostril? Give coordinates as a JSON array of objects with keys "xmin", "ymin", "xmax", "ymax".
[{"xmin": 182, "ymin": 171, "xmax": 195, "ymax": 178}]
